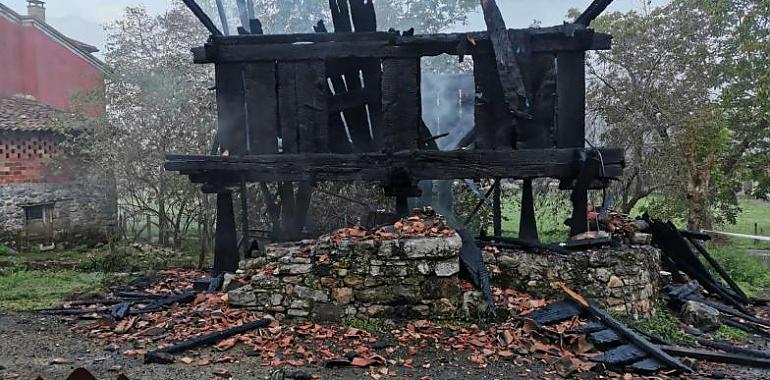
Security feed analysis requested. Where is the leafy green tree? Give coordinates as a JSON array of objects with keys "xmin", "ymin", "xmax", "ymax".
[
  {"xmin": 586, "ymin": 0, "xmax": 738, "ymax": 229},
  {"xmin": 707, "ymin": 0, "xmax": 770, "ymax": 200}
]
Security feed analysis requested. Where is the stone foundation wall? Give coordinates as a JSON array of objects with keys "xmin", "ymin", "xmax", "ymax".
[
  {"xmin": 227, "ymin": 234, "xmax": 468, "ymax": 321},
  {"xmin": 485, "ymin": 245, "xmax": 662, "ymax": 319},
  {"xmin": 0, "ymin": 165, "xmax": 117, "ymax": 246}
]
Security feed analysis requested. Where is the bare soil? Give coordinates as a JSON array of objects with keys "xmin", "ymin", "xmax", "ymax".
[
  {"xmin": 2, "ymin": 311, "xmax": 770, "ymax": 379},
  {"xmin": 0, "ymin": 312, "xmax": 551, "ymax": 380}
]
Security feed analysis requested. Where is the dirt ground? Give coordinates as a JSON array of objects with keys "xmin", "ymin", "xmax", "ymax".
[
  {"xmin": 3, "ymin": 312, "xmax": 770, "ymax": 380},
  {"xmin": 0, "ymin": 312, "xmax": 557, "ymax": 380}
]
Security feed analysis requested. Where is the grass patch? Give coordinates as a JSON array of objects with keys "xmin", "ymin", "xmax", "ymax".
[
  {"xmin": 501, "ymin": 191, "xmax": 571, "ymax": 243},
  {"xmin": 715, "ymin": 325, "xmax": 749, "ymax": 342},
  {"xmin": 707, "ymin": 245, "xmax": 770, "ymax": 296},
  {"xmin": 633, "ymin": 309, "xmax": 695, "ymax": 345},
  {"xmin": 343, "ymin": 318, "xmax": 388, "ymax": 333},
  {"xmin": 0, "ymin": 270, "xmax": 106, "ymax": 311}
]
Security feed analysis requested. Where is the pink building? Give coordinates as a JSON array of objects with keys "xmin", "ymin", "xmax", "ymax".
[{"xmin": 0, "ymin": 1, "xmax": 115, "ymax": 247}]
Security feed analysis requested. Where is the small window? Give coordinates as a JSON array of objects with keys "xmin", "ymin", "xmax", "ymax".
[{"xmin": 24, "ymin": 204, "xmax": 53, "ymax": 224}]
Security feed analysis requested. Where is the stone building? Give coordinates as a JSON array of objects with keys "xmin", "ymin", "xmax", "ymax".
[
  {"xmin": 0, "ymin": 1, "xmax": 116, "ymax": 247},
  {"xmin": 0, "ymin": 96, "xmax": 117, "ymax": 246}
]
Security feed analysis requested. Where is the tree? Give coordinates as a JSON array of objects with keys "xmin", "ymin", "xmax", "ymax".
[
  {"xmin": 707, "ymin": 0, "xmax": 770, "ymax": 200},
  {"xmin": 586, "ymin": 0, "xmax": 736, "ymax": 229},
  {"xmin": 211, "ymin": 0, "xmax": 478, "ymax": 34}
]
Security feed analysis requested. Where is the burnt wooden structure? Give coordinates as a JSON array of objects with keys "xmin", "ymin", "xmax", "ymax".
[{"xmin": 169, "ymin": 0, "xmax": 624, "ymax": 275}]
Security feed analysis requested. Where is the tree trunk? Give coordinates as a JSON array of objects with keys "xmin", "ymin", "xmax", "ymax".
[{"xmin": 686, "ymin": 166, "xmax": 712, "ymax": 231}]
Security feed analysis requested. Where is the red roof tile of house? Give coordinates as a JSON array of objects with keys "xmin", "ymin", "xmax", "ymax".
[{"xmin": 0, "ymin": 95, "xmax": 67, "ymax": 132}]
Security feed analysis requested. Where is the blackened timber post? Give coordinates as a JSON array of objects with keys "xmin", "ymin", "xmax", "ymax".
[
  {"xmin": 239, "ymin": 179, "xmax": 250, "ymax": 258},
  {"xmin": 557, "ymin": 51, "xmax": 587, "ymax": 236},
  {"xmin": 213, "ymin": 190, "xmax": 239, "ymax": 276},
  {"xmin": 519, "ymin": 179, "xmax": 539, "ymax": 241},
  {"xmin": 493, "ymin": 178, "xmax": 502, "ymax": 237}
]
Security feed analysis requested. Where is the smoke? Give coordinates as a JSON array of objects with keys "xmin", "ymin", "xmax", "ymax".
[{"xmin": 421, "ymin": 73, "xmax": 475, "ymax": 151}]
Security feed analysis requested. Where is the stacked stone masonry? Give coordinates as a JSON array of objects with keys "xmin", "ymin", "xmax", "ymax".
[
  {"xmin": 229, "ymin": 236, "xmax": 662, "ymax": 321},
  {"xmin": 227, "ymin": 234, "xmax": 468, "ymax": 321},
  {"xmin": 485, "ymin": 245, "xmax": 661, "ymax": 319}
]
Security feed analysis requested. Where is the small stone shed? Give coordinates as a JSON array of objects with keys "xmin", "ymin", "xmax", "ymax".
[{"xmin": 0, "ymin": 95, "xmax": 117, "ymax": 246}]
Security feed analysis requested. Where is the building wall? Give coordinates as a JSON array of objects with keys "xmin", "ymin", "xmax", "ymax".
[
  {"xmin": 0, "ymin": 131, "xmax": 67, "ymax": 184},
  {"xmin": 0, "ymin": 131, "xmax": 116, "ymax": 245},
  {"xmin": 0, "ymin": 12, "xmax": 103, "ymax": 110}
]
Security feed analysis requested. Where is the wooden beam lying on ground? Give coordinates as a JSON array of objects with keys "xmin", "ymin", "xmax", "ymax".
[
  {"xmin": 560, "ymin": 284, "xmax": 693, "ymax": 373},
  {"xmin": 661, "ymin": 345, "xmax": 770, "ymax": 369},
  {"xmin": 145, "ymin": 318, "xmax": 271, "ymax": 364},
  {"xmin": 165, "ymin": 148, "xmax": 624, "ymax": 183}
]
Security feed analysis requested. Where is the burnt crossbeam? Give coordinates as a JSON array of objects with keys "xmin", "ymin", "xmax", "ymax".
[
  {"xmin": 165, "ymin": 148, "xmax": 624, "ymax": 185},
  {"xmin": 193, "ymin": 26, "xmax": 611, "ymax": 63}
]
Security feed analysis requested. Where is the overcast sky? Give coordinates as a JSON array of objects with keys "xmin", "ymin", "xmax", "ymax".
[{"xmin": 3, "ymin": 0, "xmax": 669, "ymax": 57}]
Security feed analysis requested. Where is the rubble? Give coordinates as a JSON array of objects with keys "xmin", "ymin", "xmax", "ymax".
[{"xmin": 681, "ymin": 301, "xmax": 721, "ymax": 332}]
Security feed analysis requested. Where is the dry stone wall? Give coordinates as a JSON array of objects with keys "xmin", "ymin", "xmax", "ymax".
[
  {"xmin": 228, "ymin": 234, "xmax": 663, "ymax": 321},
  {"xmin": 484, "ymin": 245, "xmax": 661, "ymax": 319},
  {"xmin": 226, "ymin": 234, "xmax": 470, "ymax": 321}
]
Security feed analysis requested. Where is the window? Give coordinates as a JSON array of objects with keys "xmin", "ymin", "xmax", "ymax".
[{"xmin": 24, "ymin": 203, "xmax": 54, "ymax": 224}]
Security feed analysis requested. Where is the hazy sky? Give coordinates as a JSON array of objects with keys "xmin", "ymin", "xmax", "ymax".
[{"xmin": 3, "ymin": 0, "xmax": 670, "ymax": 56}]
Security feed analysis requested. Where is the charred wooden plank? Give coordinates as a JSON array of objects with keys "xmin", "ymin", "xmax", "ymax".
[
  {"xmin": 575, "ymin": 0, "xmax": 615, "ymax": 27},
  {"xmin": 591, "ymin": 344, "xmax": 648, "ymax": 366},
  {"xmin": 182, "ymin": 0, "xmax": 222, "ymax": 36},
  {"xmin": 193, "ymin": 27, "xmax": 612, "ymax": 63},
  {"xmin": 382, "ymin": 58, "xmax": 421, "ymax": 150},
  {"xmin": 518, "ymin": 179, "xmax": 539, "ymax": 241},
  {"xmin": 661, "ymin": 345, "xmax": 770, "ymax": 369},
  {"xmin": 698, "ymin": 339, "xmax": 770, "ymax": 360},
  {"xmin": 479, "ymin": 0, "xmax": 529, "ymax": 117},
  {"xmin": 525, "ymin": 300, "xmax": 583, "ymax": 325},
  {"xmin": 215, "ymin": 64, "xmax": 247, "ymax": 155},
  {"xmin": 244, "ymin": 62, "xmax": 278, "ymax": 154},
  {"xmin": 569, "ymin": 150, "xmax": 601, "ymax": 236},
  {"xmin": 295, "ymin": 61, "xmax": 328, "ymax": 153},
  {"xmin": 278, "ymin": 63, "xmax": 300, "ymax": 154},
  {"xmin": 213, "ymin": 191, "xmax": 239, "ymax": 276},
  {"xmin": 560, "ymin": 284, "xmax": 692, "ymax": 373},
  {"xmin": 566, "ymin": 321, "xmax": 606, "ymax": 335},
  {"xmin": 472, "ymin": 53, "xmax": 513, "ymax": 149},
  {"xmin": 145, "ymin": 318, "xmax": 271, "ymax": 363},
  {"xmin": 556, "ymin": 51, "xmax": 586, "ymax": 149},
  {"xmin": 629, "ymin": 357, "xmax": 666, "ymax": 374},
  {"xmin": 688, "ymin": 237, "xmax": 748, "ymax": 302},
  {"xmin": 589, "ymin": 329, "xmax": 623, "ymax": 346},
  {"xmin": 166, "ymin": 148, "xmax": 624, "ymax": 182}
]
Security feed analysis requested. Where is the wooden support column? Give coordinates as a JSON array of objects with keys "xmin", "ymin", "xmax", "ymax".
[
  {"xmin": 519, "ymin": 179, "xmax": 539, "ymax": 241},
  {"xmin": 493, "ymin": 178, "xmax": 502, "ymax": 237},
  {"xmin": 239, "ymin": 179, "xmax": 250, "ymax": 258},
  {"xmin": 557, "ymin": 51, "xmax": 587, "ymax": 237},
  {"xmin": 213, "ymin": 190, "xmax": 238, "ymax": 276}
]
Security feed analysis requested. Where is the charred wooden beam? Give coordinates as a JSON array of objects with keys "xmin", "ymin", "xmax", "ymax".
[
  {"xmin": 518, "ymin": 179, "xmax": 539, "ymax": 241},
  {"xmin": 576, "ymin": 0, "xmax": 615, "ymax": 27},
  {"xmin": 479, "ymin": 0, "xmax": 529, "ymax": 117},
  {"xmin": 192, "ymin": 27, "xmax": 611, "ymax": 63},
  {"xmin": 166, "ymin": 148, "xmax": 624, "ymax": 183},
  {"xmin": 145, "ymin": 318, "xmax": 271, "ymax": 364},
  {"xmin": 213, "ymin": 191, "xmax": 239, "ymax": 276},
  {"xmin": 182, "ymin": 0, "xmax": 223, "ymax": 36},
  {"xmin": 661, "ymin": 345, "xmax": 770, "ymax": 369},
  {"xmin": 560, "ymin": 284, "xmax": 692, "ymax": 373}
]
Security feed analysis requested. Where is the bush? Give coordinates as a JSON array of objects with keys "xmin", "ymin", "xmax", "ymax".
[{"xmin": 0, "ymin": 244, "xmax": 8, "ymax": 255}]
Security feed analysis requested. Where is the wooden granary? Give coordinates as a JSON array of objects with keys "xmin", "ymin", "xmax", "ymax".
[{"xmin": 166, "ymin": 0, "xmax": 624, "ymax": 275}]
